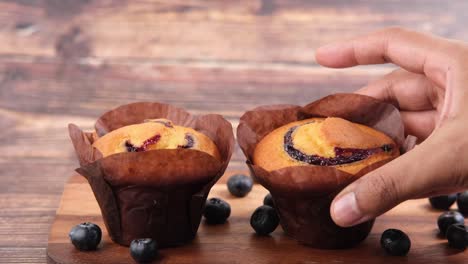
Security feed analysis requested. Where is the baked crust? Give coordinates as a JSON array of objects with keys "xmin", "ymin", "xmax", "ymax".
[
  {"xmin": 253, "ymin": 117, "xmax": 399, "ymax": 174},
  {"xmin": 92, "ymin": 118, "xmax": 221, "ymax": 160}
]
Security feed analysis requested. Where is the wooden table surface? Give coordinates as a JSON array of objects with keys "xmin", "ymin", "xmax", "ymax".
[{"xmin": 1, "ymin": 1, "xmax": 468, "ymax": 263}]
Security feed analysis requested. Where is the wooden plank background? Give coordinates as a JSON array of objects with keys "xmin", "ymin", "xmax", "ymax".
[{"xmin": 1, "ymin": 0, "xmax": 467, "ymax": 263}]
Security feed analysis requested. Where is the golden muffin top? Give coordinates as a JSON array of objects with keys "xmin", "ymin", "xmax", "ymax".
[
  {"xmin": 92, "ymin": 118, "xmax": 220, "ymax": 160},
  {"xmin": 253, "ymin": 117, "xmax": 398, "ymax": 174}
]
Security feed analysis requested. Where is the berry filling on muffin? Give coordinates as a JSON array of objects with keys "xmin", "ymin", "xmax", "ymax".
[
  {"xmin": 178, "ymin": 134, "xmax": 195, "ymax": 149},
  {"xmin": 92, "ymin": 119, "xmax": 221, "ymax": 160},
  {"xmin": 253, "ymin": 117, "xmax": 399, "ymax": 174},
  {"xmin": 125, "ymin": 134, "xmax": 162, "ymax": 152},
  {"xmin": 284, "ymin": 125, "xmax": 393, "ymax": 166}
]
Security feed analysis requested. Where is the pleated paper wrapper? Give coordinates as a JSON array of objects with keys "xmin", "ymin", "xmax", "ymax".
[
  {"xmin": 237, "ymin": 93, "xmax": 415, "ymax": 249},
  {"xmin": 69, "ymin": 102, "xmax": 234, "ymax": 247}
]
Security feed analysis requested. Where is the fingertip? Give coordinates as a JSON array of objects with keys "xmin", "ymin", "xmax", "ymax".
[
  {"xmin": 330, "ymin": 196, "xmax": 346, "ymax": 227},
  {"xmin": 330, "ymin": 191, "xmax": 368, "ymax": 227},
  {"xmin": 315, "ymin": 43, "xmax": 356, "ymax": 68},
  {"xmin": 315, "ymin": 43, "xmax": 340, "ymax": 67},
  {"xmin": 315, "ymin": 45, "xmax": 332, "ymax": 65}
]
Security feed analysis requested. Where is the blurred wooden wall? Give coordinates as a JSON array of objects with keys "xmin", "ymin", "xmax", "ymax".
[{"xmin": 0, "ymin": 1, "xmax": 467, "ymax": 262}]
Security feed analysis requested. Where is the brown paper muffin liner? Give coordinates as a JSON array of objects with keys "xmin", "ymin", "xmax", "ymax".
[
  {"xmin": 69, "ymin": 102, "xmax": 234, "ymax": 247},
  {"xmin": 237, "ymin": 93, "xmax": 415, "ymax": 249}
]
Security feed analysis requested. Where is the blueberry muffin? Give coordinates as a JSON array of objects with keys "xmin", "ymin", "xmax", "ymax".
[
  {"xmin": 253, "ymin": 117, "xmax": 398, "ymax": 174},
  {"xmin": 92, "ymin": 118, "xmax": 221, "ymax": 160}
]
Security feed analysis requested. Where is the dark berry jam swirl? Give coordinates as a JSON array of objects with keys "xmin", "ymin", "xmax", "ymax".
[
  {"xmin": 125, "ymin": 134, "xmax": 161, "ymax": 152},
  {"xmin": 178, "ymin": 133, "xmax": 194, "ymax": 149},
  {"xmin": 284, "ymin": 126, "xmax": 393, "ymax": 166}
]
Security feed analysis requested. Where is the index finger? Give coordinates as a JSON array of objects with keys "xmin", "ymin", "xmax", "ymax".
[{"xmin": 315, "ymin": 27, "xmax": 456, "ymax": 88}]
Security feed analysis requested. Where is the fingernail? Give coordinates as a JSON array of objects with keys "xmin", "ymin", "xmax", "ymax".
[{"xmin": 332, "ymin": 192, "xmax": 366, "ymax": 227}]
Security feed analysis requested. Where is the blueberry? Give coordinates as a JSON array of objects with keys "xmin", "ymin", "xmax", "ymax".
[
  {"xmin": 457, "ymin": 191, "xmax": 468, "ymax": 215},
  {"xmin": 250, "ymin": 205, "xmax": 279, "ymax": 235},
  {"xmin": 69, "ymin": 222, "xmax": 102, "ymax": 251},
  {"xmin": 380, "ymin": 229, "xmax": 411, "ymax": 256},
  {"xmin": 446, "ymin": 224, "xmax": 468, "ymax": 250},
  {"xmin": 130, "ymin": 238, "xmax": 158, "ymax": 263},
  {"xmin": 203, "ymin": 197, "xmax": 231, "ymax": 224},
  {"xmin": 227, "ymin": 174, "xmax": 253, "ymax": 197},
  {"xmin": 438, "ymin": 211, "xmax": 465, "ymax": 236},
  {"xmin": 429, "ymin": 194, "xmax": 457, "ymax": 210},
  {"xmin": 263, "ymin": 193, "xmax": 274, "ymax": 208}
]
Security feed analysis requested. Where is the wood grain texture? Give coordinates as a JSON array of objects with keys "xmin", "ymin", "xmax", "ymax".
[
  {"xmin": 1, "ymin": 0, "xmax": 468, "ymax": 64},
  {"xmin": 47, "ymin": 175, "xmax": 467, "ymax": 264},
  {"xmin": 2, "ymin": 0, "xmax": 468, "ymax": 263}
]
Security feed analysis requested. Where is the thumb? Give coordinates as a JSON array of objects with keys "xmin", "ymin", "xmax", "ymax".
[{"xmin": 330, "ymin": 129, "xmax": 463, "ymax": 227}]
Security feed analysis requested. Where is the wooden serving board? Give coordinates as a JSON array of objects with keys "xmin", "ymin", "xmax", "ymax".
[{"xmin": 47, "ymin": 174, "xmax": 467, "ymax": 264}]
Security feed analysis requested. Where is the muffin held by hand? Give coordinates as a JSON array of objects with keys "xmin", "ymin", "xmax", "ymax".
[
  {"xmin": 237, "ymin": 93, "xmax": 411, "ymax": 249},
  {"xmin": 92, "ymin": 118, "xmax": 221, "ymax": 160},
  {"xmin": 254, "ymin": 117, "xmax": 398, "ymax": 174}
]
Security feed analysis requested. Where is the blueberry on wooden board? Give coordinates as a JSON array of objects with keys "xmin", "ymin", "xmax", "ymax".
[
  {"xmin": 250, "ymin": 205, "xmax": 279, "ymax": 235},
  {"xmin": 227, "ymin": 174, "xmax": 253, "ymax": 197},
  {"xmin": 429, "ymin": 194, "xmax": 457, "ymax": 210},
  {"xmin": 446, "ymin": 224, "xmax": 468, "ymax": 250},
  {"xmin": 263, "ymin": 193, "xmax": 274, "ymax": 208},
  {"xmin": 457, "ymin": 191, "xmax": 468, "ymax": 215},
  {"xmin": 69, "ymin": 222, "xmax": 102, "ymax": 251},
  {"xmin": 438, "ymin": 211, "xmax": 465, "ymax": 236},
  {"xmin": 203, "ymin": 197, "xmax": 231, "ymax": 224},
  {"xmin": 380, "ymin": 229, "xmax": 411, "ymax": 256},
  {"xmin": 130, "ymin": 238, "xmax": 158, "ymax": 263}
]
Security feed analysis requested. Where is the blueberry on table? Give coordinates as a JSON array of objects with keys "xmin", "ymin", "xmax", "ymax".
[
  {"xmin": 203, "ymin": 197, "xmax": 231, "ymax": 224},
  {"xmin": 438, "ymin": 211, "xmax": 465, "ymax": 236},
  {"xmin": 263, "ymin": 193, "xmax": 274, "ymax": 208},
  {"xmin": 429, "ymin": 194, "xmax": 457, "ymax": 210},
  {"xmin": 380, "ymin": 229, "xmax": 411, "ymax": 256},
  {"xmin": 250, "ymin": 205, "xmax": 279, "ymax": 235},
  {"xmin": 69, "ymin": 222, "xmax": 102, "ymax": 251},
  {"xmin": 446, "ymin": 224, "xmax": 468, "ymax": 250},
  {"xmin": 130, "ymin": 238, "xmax": 158, "ymax": 263},
  {"xmin": 457, "ymin": 191, "xmax": 468, "ymax": 215},
  {"xmin": 227, "ymin": 174, "xmax": 253, "ymax": 197}
]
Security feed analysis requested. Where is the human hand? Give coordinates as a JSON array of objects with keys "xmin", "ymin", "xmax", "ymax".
[{"xmin": 315, "ymin": 27, "xmax": 468, "ymax": 227}]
